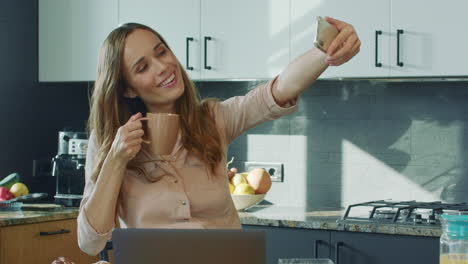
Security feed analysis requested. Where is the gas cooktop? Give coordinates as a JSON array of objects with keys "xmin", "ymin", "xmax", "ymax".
[{"xmin": 338, "ymin": 200, "xmax": 468, "ymax": 226}]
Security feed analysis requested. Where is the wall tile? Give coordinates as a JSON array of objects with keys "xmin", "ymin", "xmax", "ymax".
[
  {"xmin": 305, "ymin": 184, "xmax": 342, "ymax": 209},
  {"xmin": 382, "ymin": 81, "xmax": 468, "ymax": 96},
  {"xmin": 290, "ymin": 118, "xmax": 373, "ymax": 152},
  {"xmin": 376, "ymin": 95, "xmax": 468, "ymax": 121},
  {"xmin": 367, "ymin": 120, "xmax": 412, "ymax": 154},
  {"xmin": 297, "ymin": 95, "xmax": 375, "ymax": 120},
  {"xmin": 411, "ymin": 120, "xmax": 464, "ymax": 155},
  {"xmin": 0, "ymin": 1, "xmax": 6, "ymax": 22},
  {"xmin": 204, "ymin": 79, "xmax": 468, "ymax": 207}
]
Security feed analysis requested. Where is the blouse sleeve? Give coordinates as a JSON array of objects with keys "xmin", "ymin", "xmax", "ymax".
[
  {"xmin": 76, "ymin": 132, "xmax": 113, "ymax": 256},
  {"xmin": 215, "ymin": 76, "xmax": 298, "ymax": 144}
]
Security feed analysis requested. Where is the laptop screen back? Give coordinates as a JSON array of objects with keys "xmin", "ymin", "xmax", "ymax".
[{"xmin": 112, "ymin": 228, "xmax": 265, "ymax": 264}]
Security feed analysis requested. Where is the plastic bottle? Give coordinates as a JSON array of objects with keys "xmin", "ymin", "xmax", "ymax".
[{"xmin": 440, "ymin": 213, "xmax": 468, "ymax": 264}]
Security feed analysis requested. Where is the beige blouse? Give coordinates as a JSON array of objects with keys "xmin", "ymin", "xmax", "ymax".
[{"xmin": 77, "ymin": 77, "xmax": 298, "ymax": 256}]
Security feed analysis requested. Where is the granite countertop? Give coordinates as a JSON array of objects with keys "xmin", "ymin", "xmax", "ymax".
[
  {"xmin": 238, "ymin": 205, "xmax": 442, "ymax": 237},
  {"xmin": 0, "ymin": 204, "xmax": 79, "ymax": 227},
  {"xmin": 0, "ymin": 204, "xmax": 442, "ymax": 237}
]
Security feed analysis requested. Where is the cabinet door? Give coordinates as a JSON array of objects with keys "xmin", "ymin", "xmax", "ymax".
[
  {"xmin": 201, "ymin": 0, "xmax": 290, "ymax": 79},
  {"xmin": 390, "ymin": 0, "xmax": 468, "ymax": 77},
  {"xmin": 39, "ymin": 0, "xmax": 118, "ymax": 81},
  {"xmin": 330, "ymin": 231, "xmax": 439, "ymax": 264},
  {"xmin": 291, "ymin": 0, "xmax": 391, "ymax": 78},
  {"xmin": 244, "ymin": 225, "xmax": 330, "ymax": 264},
  {"xmin": 119, "ymin": 0, "xmax": 201, "ymax": 79},
  {"xmin": 0, "ymin": 219, "xmax": 100, "ymax": 264}
]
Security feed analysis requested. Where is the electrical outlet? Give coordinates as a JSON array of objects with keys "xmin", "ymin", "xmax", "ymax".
[{"xmin": 244, "ymin": 162, "xmax": 283, "ymax": 182}]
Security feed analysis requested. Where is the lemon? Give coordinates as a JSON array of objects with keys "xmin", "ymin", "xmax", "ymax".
[
  {"xmin": 231, "ymin": 173, "xmax": 247, "ymax": 186},
  {"xmin": 229, "ymin": 183, "xmax": 235, "ymax": 194},
  {"xmin": 233, "ymin": 183, "xmax": 255, "ymax": 195},
  {"xmin": 9, "ymin": 182, "xmax": 29, "ymax": 198}
]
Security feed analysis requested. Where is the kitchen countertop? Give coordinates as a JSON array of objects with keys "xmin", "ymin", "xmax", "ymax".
[
  {"xmin": 0, "ymin": 204, "xmax": 79, "ymax": 227},
  {"xmin": 238, "ymin": 205, "xmax": 442, "ymax": 237},
  {"xmin": 0, "ymin": 204, "xmax": 442, "ymax": 237}
]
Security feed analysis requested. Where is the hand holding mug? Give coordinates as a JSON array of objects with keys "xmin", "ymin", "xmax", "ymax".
[{"xmin": 110, "ymin": 112, "xmax": 145, "ymax": 163}]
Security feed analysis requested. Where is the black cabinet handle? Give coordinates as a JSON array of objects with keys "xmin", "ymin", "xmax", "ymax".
[
  {"xmin": 186, "ymin": 37, "xmax": 194, "ymax": 71},
  {"xmin": 204, "ymin": 36, "xmax": 212, "ymax": 70},
  {"xmin": 39, "ymin": 229, "xmax": 70, "ymax": 236},
  {"xmin": 314, "ymin": 239, "xmax": 323, "ymax": 258},
  {"xmin": 375, "ymin": 30, "xmax": 382, "ymax": 67},
  {"xmin": 397, "ymin": 29, "xmax": 404, "ymax": 67},
  {"xmin": 335, "ymin": 242, "xmax": 344, "ymax": 264}
]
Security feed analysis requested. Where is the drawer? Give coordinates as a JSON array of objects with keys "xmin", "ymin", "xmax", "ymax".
[{"xmin": 0, "ymin": 219, "xmax": 99, "ymax": 264}]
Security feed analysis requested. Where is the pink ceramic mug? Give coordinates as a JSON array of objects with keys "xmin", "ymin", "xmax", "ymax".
[{"xmin": 139, "ymin": 113, "xmax": 180, "ymax": 155}]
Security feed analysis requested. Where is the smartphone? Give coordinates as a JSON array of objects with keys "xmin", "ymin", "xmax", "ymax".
[{"xmin": 314, "ymin": 16, "xmax": 339, "ymax": 53}]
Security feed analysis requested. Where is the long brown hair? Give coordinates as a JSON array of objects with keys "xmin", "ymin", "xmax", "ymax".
[{"xmin": 87, "ymin": 23, "xmax": 223, "ymax": 182}]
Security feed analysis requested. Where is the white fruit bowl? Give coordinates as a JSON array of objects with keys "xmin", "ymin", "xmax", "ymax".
[{"xmin": 231, "ymin": 193, "xmax": 266, "ymax": 211}]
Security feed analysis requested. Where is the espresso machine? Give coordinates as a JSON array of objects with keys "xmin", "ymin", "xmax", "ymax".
[{"xmin": 52, "ymin": 130, "xmax": 88, "ymax": 207}]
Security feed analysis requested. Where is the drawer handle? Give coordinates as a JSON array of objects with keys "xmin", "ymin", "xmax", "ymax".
[{"xmin": 39, "ymin": 229, "xmax": 70, "ymax": 236}]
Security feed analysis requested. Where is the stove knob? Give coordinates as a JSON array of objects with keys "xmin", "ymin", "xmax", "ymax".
[
  {"xmin": 428, "ymin": 215, "xmax": 436, "ymax": 225},
  {"xmin": 414, "ymin": 214, "xmax": 423, "ymax": 224}
]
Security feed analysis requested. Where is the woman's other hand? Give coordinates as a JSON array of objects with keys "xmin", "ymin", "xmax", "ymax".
[
  {"xmin": 109, "ymin": 112, "xmax": 145, "ymax": 163},
  {"xmin": 324, "ymin": 17, "xmax": 361, "ymax": 66}
]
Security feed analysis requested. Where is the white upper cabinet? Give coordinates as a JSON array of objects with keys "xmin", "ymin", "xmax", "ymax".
[
  {"xmin": 200, "ymin": 0, "xmax": 290, "ymax": 79},
  {"xmin": 389, "ymin": 0, "xmax": 468, "ymax": 77},
  {"xmin": 39, "ymin": 0, "xmax": 118, "ymax": 82},
  {"xmin": 291, "ymin": 0, "xmax": 391, "ymax": 78},
  {"xmin": 119, "ymin": 0, "xmax": 289, "ymax": 80},
  {"xmin": 291, "ymin": 0, "xmax": 468, "ymax": 78},
  {"xmin": 39, "ymin": 0, "xmax": 468, "ymax": 81},
  {"xmin": 119, "ymin": 0, "xmax": 201, "ymax": 79}
]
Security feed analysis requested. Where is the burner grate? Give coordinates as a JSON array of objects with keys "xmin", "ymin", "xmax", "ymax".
[{"xmin": 341, "ymin": 200, "xmax": 468, "ymax": 225}]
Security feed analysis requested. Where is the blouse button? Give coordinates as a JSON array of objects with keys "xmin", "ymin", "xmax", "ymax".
[
  {"xmin": 181, "ymin": 200, "xmax": 187, "ymax": 205},
  {"xmin": 174, "ymin": 179, "xmax": 179, "ymax": 183}
]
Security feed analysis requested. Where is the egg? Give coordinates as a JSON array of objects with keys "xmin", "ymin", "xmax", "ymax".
[{"xmin": 246, "ymin": 168, "xmax": 272, "ymax": 194}]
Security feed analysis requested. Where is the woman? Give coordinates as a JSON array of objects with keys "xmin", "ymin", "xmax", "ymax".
[{"xmin": 78, "ymin": 18, "xmax": 360, "ymax": 256}]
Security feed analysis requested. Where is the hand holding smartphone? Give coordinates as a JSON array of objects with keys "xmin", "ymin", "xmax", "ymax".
[{"xmin": 314, "ymin": 16, "xmax": 339, "ymax": 53}]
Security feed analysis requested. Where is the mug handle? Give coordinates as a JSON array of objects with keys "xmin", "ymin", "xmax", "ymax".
[{"xmin": 137, "ymin": 117, "xmax": 151, "ymax": 144}]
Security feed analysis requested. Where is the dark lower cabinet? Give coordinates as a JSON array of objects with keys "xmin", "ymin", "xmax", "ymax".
[
  {"xmin": 243, "ymin": 225, "xmax": 330, "ymax": 264},
  {"xmin": 330, "ymin": 231, "xmax": 439, "ymax": 264},
  {"xmin": 243, "ymin": 225, "xmax": 439, "ymax": 264}
]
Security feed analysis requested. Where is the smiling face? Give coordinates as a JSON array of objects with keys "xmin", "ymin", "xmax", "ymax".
[{"xmin": 121, "ymin": 29, "xmax": 184, "ymax": 113}]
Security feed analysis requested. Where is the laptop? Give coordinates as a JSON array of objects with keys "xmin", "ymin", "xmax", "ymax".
[{"xmin": 112, "ymin": 228, "xmax": 266, "ymax": 264}]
